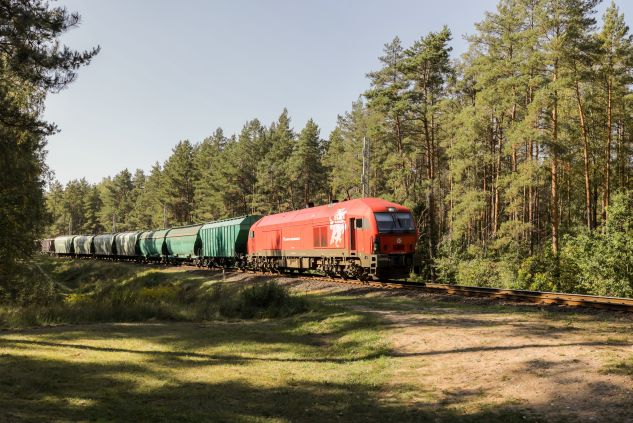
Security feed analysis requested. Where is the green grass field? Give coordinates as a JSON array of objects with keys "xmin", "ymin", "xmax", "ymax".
[{"xmin": 2, "ymin": 257, "xmax": 630, "ymax": 422}]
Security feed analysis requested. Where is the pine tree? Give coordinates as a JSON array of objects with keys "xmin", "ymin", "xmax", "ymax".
[
  {"xmin": 403, "ymin": 26, "xmax": 453, "ymax": 265},
  {"xmin": 82, "ymin": 185, "xmax": 103, "ymax": 234},
  {"xmin": 162, "ymin": 140, "xmax": 197, "ymax": 225},
  {"xmin": 596, "ymin": 1, "xmax": 633, "ymax": 220},
  {"xmin": 255, "ymin": 109, "xmax": 295, "ymax": 212},
  {"xmin": 288, "ymin": 119, "xmax": 325, "ymax": 206},
  {"xmin": 324, "ymin": 100, "xmax": 368, "ymax": 201},
  {"xmin": 45, "ymin": 180, "xmax": 67, "ymax": 237},
  {"xmin": 99, "ymin": 169, "xmax": 134, "ymax": 231},
  {"xmin": 0, "ymin": 0, "xmax": 98, "ymax": 290},
  {"xmin": 194, "ymin": 128, "xmax": 226, "ymax": 221},
  {"xmin": 365, "ymin": 37, "xmax": 412, "ymax": 203},
  {"xmin": 129, "ymin": 163, "xmax": 164, "ymax": 229}
]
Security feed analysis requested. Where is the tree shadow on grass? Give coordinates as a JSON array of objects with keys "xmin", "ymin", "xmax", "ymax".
[{"xmin": 0, "ymin": 353, "xmax": 544, "ymax": 423}]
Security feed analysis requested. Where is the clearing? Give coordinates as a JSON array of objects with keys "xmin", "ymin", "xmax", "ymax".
[{"xmin": 1, "ymin": 258, "xmax": 632, "ymax": 422}]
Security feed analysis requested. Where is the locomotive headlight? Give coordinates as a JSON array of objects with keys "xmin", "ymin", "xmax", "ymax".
[
  {"xmin": 387, "ymin": 207, "xmax": 396, "ymax": 212},
  {"xmin": 373, "ymin": 236, "xmax": 380, "ymax": 254}
]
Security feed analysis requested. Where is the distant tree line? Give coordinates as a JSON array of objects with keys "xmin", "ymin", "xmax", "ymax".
[
  {"xmin": 45, "ymin": 0, "xmax": 633, "ymax": 297},
  {"xmin": 46, "ymin": 112, "xmax": 328, "ymax": 234}
]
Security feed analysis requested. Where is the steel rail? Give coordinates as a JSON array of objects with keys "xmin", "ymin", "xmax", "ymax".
[
  {"xmin": 259, "ymin": 271, "xmax": 633, "ymax": 312},
  {"xmin": 419, "ymin": 283, "xmax": 633, "ymax": 311}
]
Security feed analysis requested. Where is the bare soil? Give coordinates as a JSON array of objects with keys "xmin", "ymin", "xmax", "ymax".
[{"xmin": 275, "ymin": 276, "xmax": 633, "ymax": 422}]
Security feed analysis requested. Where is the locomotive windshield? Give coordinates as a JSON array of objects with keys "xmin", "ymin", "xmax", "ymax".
[{"xmin": 374, "ymin": 212, "xmax": 415, "ymax": 233}]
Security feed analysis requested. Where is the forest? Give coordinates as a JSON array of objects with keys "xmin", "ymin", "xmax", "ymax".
[{"xmin": 5, "ymin": 0, "xmax": 633, "ymax": 298}]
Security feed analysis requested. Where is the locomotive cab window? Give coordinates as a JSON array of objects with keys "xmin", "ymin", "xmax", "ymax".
[
  {"xmin": 375, "ymin": 212, "xmax": 415, "ymax": 233},
  {"xmin": 355, "ymin": 218, "xmax": 364, "ymax": 229},
  {"xmin": 249, "ymin": 231, "xmax": 255, "ymax": 238}
]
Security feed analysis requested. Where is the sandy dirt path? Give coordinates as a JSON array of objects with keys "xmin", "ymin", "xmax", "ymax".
[{"xmin": 367, "ymin": 299, "xmax": 633, "ymax": 422}]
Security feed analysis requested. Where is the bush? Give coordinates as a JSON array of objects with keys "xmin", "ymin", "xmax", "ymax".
[
  {"xmin": 560, "ymin": 191, "xmax": 633, "ymax": 298},
  {"xmin": 455, "ymin": 258, "xmax": 498, "ymax": 287},
  {"xmin": 235, "ymin": 282, "xmax": 309, "ymax": 318}
]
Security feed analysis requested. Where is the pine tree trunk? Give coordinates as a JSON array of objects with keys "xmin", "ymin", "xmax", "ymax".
[
  {"xmin": 493, "ymin": 117, "xmax": 502, "ymax": 238},
  {"xmin": 604, "ymin": 79, "xmax": 612, "ymax": 222},
  {"xmin": 575, "ymin": 80, "xmax": 593, "ymax": 230},
  {"xmin": 551, "ymin": 62, "xmax": 560, "ymax": 256}
]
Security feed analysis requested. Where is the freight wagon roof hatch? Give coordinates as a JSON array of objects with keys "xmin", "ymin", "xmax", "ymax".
[
  {"xmin": 165, "ymin": 224, "xmax": 203, "ymax": 238},
  {"xmin": 139, "ymin": 229, "xmax": 171, "ymax": 240},
  {"xmin": 201, "ymin": 215, "xmax": 262, "ymax": 230}
]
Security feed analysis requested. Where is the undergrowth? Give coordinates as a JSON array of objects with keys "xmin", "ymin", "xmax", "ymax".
[{"xmin": 0, "ymin": 258, "xmax": 310, "ymax": 329}]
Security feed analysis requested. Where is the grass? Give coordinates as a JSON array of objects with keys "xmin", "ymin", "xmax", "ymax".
[
  {"xmin": 0, "ymin": 317, "xmax": 395, "ymax": 422},
  {"xmin": 0, "ymin": 257, "xmax": 309, "ymax": 329},
  {"xmin": 604, "ymin": 355, "xmax": 633, "ymax": 376},
  {"xmin": 0, "ymin": 256, "xmax": 598, "ymax": 422}
]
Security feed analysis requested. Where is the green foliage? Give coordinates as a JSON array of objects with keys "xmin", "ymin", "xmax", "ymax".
[
  {"xmin": 560, "ymin": 191, "xmax": 633, "ymax": 297},
  {"xmin": 0, "ymin": 257, "xmax": 311, "ymax": 328},
  {"xmin": 34, "ymin": 0, "xmax": 633, "ymax": 299},
  {"xmin": 193, "ymin": 128, "xmax": 226, "ymax": 221},
  {"xmin": 1, "ymin": 0, "xmax": 97, "ymax": 290},
  {"xmin": 288, "ymin": 119, "xmax": 326, "ymax": 206},
  {"xmin": 231, "ymin": 281, "xmax": 309, "ymax": 319},
  {"xmin": 255, "ymin": 109, "xmax": 296, "ymax": 212},
  {"xmin": 162, "ymin": 140, "xmax": 198, "ymax": 226}
]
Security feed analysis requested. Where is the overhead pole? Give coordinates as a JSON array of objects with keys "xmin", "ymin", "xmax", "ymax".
[{"xmin": 361, "ymin": 136, "xmax": 370, "ymax": 197}]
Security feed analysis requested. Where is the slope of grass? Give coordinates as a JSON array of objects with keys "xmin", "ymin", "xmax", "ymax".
[{"xmin": 0, "ymin": 257, "xmax": 308, "ymax": 329}]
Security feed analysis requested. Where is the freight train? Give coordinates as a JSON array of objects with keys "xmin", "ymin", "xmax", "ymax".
[{"xmin": 40, "ymin": 198, "xmax": 417, "ymax": 280}]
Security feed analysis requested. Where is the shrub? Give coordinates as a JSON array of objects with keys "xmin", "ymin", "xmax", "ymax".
[
  {"xmin": 235, "ymin": 282, "xmax": 309, "ymax": 318},
  {"xmin": 558, "ymin": 191, "xmax": 633, "ymax": 298},
  {"xmin": 455, "ymin": 258, "xmax": 498, "ymax": 287}
]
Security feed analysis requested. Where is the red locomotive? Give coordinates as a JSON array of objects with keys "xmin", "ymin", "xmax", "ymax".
[{"xmin": 247, "ymin": 197, "xmax": 417, "ymax": 279}]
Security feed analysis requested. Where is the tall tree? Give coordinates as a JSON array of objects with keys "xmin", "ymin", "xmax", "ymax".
[
  {"xmin": 194, "ymin": 128, "xmax": 226, "ymax": 221},
  {"xmin": 596, "ymin": 1, "xmax": 633, "ymax": 220},
  {"xmin": 324, "ymin": 100, "xmax": 369, "ymax": 201},
  {"xmin": 99, "ymin": 169, "xmax": 134, "ymax": 232},
  {"xmin": 0, "ymin": 0, "xmax": 98, "ymax": 290},
  {"xmin": 288, "ymin": 119, "xmax": 325, "ymax": 206},
  {"xmin": 162, "ymin": 140, "xmax": 197, "ymax": 226},
  {"xmin": 255, "ymin": 109, "xmax": 295, "ymax": 212},
  {"xmin": 403, "ymin": 26, "xmax": 453, "ymax": 266},
  {"xmin": 365, "ymin": 37, "xmax": 412, "ymax": 203}
]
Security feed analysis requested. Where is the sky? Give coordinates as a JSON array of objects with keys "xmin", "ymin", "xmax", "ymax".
[{"xmin": 43, "ymin": 0, "xmax": 629, "ymax": 184}]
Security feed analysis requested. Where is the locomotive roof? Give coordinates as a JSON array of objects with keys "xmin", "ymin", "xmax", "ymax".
[{"xmin": 251, "ymin": 197, "xmax": 410, "ymax": 229}]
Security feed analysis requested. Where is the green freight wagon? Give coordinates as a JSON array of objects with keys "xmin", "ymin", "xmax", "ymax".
[
  {"xmin": 115, "ymin": 231, "xmax": 141, "ymax": 257},
  {"xmin": 199, "ymin": 215, "xmax": 262, "ymax": 267},
  {"xmin": 94, "ymin": 234, "xmax": 117, "ymax": 256},
  {"xmin": 138, "ymin": 229, "xmax": 170, "ymax": 260},
  {"xmin": 54, "ymin": 235, "xmax": 76, "ymax": 255},
  {"xmin": 165, "ymin": 224, "xmax": 203, "ymax": 261},
  {"xmin": 73, "ymin": 235, "xmax": 95, "ymax": 256}
]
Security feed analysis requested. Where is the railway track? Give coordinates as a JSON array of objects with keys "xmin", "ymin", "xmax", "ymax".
[
  {"xmin": 212, "ymin": 267, "xmax": 633, "ymax": 313},
  {"xmin": 339, "ymin": 278, "xmax": 633, "ymax": 312},
  {"xmin": 56, "ymin": 258, "xmax": 633, "ymax": 313}
]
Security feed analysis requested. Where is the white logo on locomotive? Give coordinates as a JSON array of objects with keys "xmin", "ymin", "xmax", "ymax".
[{"xmin": 329, "ymin": 208, "xmax": 347, "ymax": 247}]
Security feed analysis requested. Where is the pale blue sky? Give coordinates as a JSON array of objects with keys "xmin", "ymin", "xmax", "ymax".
[{"xmin": 44, "ymin": 0, "xmax": 628, "ymax": 184}]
